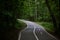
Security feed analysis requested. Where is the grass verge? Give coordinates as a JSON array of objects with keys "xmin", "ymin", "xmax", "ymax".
[
  {"xmin": 36, "ymin": 22, "xmax": 55, "ymax": 33},
  {"xmin": 36, "ymin": 22, "xmax": 60, "ymax": 40}
]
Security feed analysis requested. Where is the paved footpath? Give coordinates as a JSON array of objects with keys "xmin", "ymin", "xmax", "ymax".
[{"xmin": 18, "ymin": 19, "xmax": 58, "ymax": 40}]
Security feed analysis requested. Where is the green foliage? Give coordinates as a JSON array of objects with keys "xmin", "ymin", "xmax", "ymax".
[
  {"xmin": 18, "ymin": 0, "xmax": 52, "ymax": 22},
  {"xmin": 15, "ymin": 20, "xmax": 27, "ymax": 29},
  {"xmin": 36, "ymin": 22, "xmax": 55, "ymax": 32},
  {"xmin": 0, "ymin": 0, "xmax": 59, "ymax": 35},
  {"xmin": 45, "ymin": 0, "xmax": 60, "ymax": 36},
  {"xmin": 0, "ymin": 0, "xmax": 21, "ymax": 30}
]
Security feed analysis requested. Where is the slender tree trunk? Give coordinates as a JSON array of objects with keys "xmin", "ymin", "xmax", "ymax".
[{"xmin": 45, "ymin": 0, "xmax": 58, "ymax": 33}]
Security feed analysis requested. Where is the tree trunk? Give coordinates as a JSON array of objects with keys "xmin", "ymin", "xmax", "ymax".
[{"xmin": 45, "ymin": 0, "xmax": 58, "ymax": 33}]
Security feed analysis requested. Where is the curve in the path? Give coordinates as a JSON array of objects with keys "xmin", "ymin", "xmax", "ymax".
[{"xmin": 18, "ymin": 19, "xmax": 57, "ymax": 40}]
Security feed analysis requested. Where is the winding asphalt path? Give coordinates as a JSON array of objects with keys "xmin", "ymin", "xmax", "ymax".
[{"xmin": 18, "ymin": 19, "xmax": 58, "ymax": 40}]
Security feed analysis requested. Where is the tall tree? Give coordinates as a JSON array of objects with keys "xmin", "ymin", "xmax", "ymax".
[{"xmin": 45, "ymin": 0, "xmax": 59, "ymax": 34}]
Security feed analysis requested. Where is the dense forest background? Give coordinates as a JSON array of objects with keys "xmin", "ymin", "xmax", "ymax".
[{"xmin": 0, "ymin": 0, "xmax": 59, "ymax": 40}]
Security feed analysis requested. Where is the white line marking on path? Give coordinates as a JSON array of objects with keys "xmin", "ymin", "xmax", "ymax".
[
  {"xmin": 33, "ymin": 26, "xmax": 39, "ymax": 40},
  {"xmin": 34, "ymin": 23, "xmax": 57, "ymax": 40},
  {"xmin": 18, "ymin": 26, "xmax": 28, "ymax": 40},
  {"xmin": 18, "ymin": 19, "xmax": 28, "ymax": 40},
  {"xmin": 18, "ymin": 32, "xmax": 21, "ymax": 40}
]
